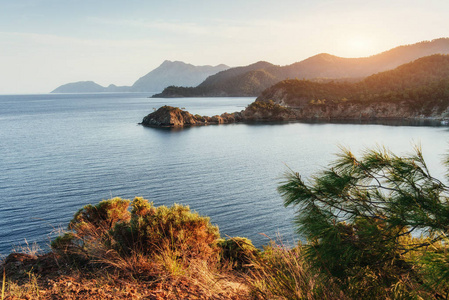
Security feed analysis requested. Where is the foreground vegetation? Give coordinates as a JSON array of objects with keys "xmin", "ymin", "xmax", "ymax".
[{"xmin": 2, "ymin": 145, "xmax": 449, "ymax": 299}]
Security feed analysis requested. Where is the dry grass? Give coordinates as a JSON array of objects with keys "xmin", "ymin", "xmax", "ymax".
[
  {"xmin": 2, "ymin": 269, "xmax": 6, "ymax": 300},
  {"xmin": 4, "ymin": 236, "xmax": 448, "ymax": 299},
  {"xmin": 247, "ymin": 241, "xmax": 345, "ymax": 300},
  {"xmin": 184, "ymin": 259, "xmax": 250, "ymax": 299},
  {"xmin": 0, "ymin": 249, "xmax": 252, "ymax": 300},
  {"xmin": 4, "ymin": 197, "xmax": 448, "ymax": 299}
]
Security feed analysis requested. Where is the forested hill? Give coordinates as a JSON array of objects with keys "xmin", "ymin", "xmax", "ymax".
[
  {"xmin": 153, "ymin": 38, "xmax": 449, "ymax": 98},
  {"xmin": 253, "ymin": 54, "xmax": 449, "ymax": 120},
  {"xmin": 152, "ymin": 61, "xmax": 282, "ymax": 97},
  {"xmin": 283, "ymin": 38, "xmax": 449, "ymax": 79}
]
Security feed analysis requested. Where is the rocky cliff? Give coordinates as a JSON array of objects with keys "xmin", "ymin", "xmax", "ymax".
[
  {"xmin": 140, "ymin": 100, "xmax": 312, "ymax": 128},
  {"xmin": 265, "ymin": 97, "xmax": 449, "ymax": 121},
  {"xmin": 254, "ymin": 55, "xmax": 449, "ymax": 122},
  {"xmin": 140, "ymin": 106, "xmax": 242, "ymax": 127},
  {"xmin": 141, "ymin": 98, "xmax": 449, "ymax": 128},
  {"xmin": 251, "ymin": 85, "xmax": 449, "ymax": 122}
]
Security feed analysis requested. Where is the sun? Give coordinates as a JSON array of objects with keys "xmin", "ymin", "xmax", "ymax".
[{"xmin": 345, "ymin": 37, "xmax": 374, "ymax": 57}]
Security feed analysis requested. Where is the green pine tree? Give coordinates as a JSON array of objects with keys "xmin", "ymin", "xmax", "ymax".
[{"xmin": 279, "ymin": 145, "xmax": 449, "ymax": 298}]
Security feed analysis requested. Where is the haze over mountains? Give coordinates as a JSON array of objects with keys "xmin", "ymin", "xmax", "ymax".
[
  {"xmin": 51, "ymin": 61, "xmax": 229, "ymax": 93},
  {"xmin": 244, "ymin": 53, "xmax": 449, "ymax": 121},
  {"xmin": 155, "ymin": 38, "xmax": 449, "ymax": 97},
  {"xmin": 257, "ymin": 54, "xmax": 449, "ymax": 112},
  {"xmin": 52, "ymin": 38, "xmax": 449, "ymax": 96}
]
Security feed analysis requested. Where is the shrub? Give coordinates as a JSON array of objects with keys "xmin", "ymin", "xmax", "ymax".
[
  {"xmin": 52, "ymin": 197, "xmax": 221, "ymax": 274},
  {"xmin": 217, "ymin": 237, "xmax": 259, "ymax": 270},
  {"xmin": 50, "ymin": 232, "xmax": 77, "ymax": 253},
  {"xmin": 68, "ymin": 197, "xmax": 131, "ymax": 239},
  {"xmin": 119, "ymin": 199, "xmax": 221, "ymax": 261}
]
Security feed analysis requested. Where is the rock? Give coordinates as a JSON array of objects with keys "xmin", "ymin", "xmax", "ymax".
[
  {"xmin": 140, "ymin": 106, "xmax": 197, "ymax": 127},
  {"xmin": 140, "ymin": 101, "xmax": 299, "ymax": 128},
  {"xmin": 140, "ymin": 106, "xmax": 241, "ymax": 127},
  {"xmin": 4, "ymin": 253, "xmax": 37, "ymax": 266}
]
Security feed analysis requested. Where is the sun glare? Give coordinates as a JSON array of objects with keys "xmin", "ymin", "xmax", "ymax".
[{"xmin": 345, "ymin": 37, "xmax": 374, "ymax": 57}]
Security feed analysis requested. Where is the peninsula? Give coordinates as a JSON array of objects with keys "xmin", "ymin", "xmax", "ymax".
[{"xmin": 142, "ymin": 54, "xmax": 449, "ymax": 127}]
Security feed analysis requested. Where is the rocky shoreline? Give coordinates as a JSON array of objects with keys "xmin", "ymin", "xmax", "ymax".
[
  {"xmin": 140, "ymin": 101, "xmax": 449, "ymax": 128},
  {"xmin": 140, "ymin": 105, "xmax": 243, "ymax": 127}
]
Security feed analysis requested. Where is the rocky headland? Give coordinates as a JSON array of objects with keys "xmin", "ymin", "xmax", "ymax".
[
  {"xmin": 254, "ymin": 54, "xmax": 449, "ymax": 122},
  {"xmin": 141, "ymin": 99, "xmax": 448, "ymax": 129},
  {"xmin": 140, "ymin": 105, "xmax": 243, "ymax": 127},
  {"xmin": 142, "ymin": 54, "xmax": 449, "ymax": 128},
  {"xmin": 140, "ymin": 100, "xmax": 299, "ymax": 128}
]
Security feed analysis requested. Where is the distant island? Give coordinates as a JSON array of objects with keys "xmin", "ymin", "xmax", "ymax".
[
  {"xmin": 142, "ymin": 54, "xmax": 449, "ymax": 127},
  {"xmin": 154, "ymin": 38, "xmax": 449, "ymax": 98},
  {"xmin": 51, "ymin": 61, "xmax": 229, "ymax": 93}
]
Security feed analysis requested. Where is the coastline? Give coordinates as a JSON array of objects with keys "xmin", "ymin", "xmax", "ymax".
[{"xmin": 140, "ymin": 105, "xmax": 449, "ymax": 129}]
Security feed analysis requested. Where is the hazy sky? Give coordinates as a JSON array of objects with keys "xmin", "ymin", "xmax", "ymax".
[{"xmin": 1, "ymin": 0, "xmax": 448, "ymax": 94}]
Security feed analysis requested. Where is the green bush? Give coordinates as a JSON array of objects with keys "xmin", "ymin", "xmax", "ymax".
[
  {"xmin": 217, "ymin": 237, "xmax": 259, "ymax": 270},
  {"xmin": 69, "ymin": 197, "xmax": 131, "ymax": 239},
  {"xmin": 121, "ymin": 199, "xmax": 220, "ymax": 261},
  {"xmin": 50, "ymin": 232, "xmax": 78, "ymax": 253},
  {"xmin": 52, "ymin": 197, "xmax": 221, "ymax": 267}
]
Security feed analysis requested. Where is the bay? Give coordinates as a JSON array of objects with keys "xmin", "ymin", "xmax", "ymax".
[{"xmin": 1, "ymin": 93, "xmax": 449, "ymax": 255}]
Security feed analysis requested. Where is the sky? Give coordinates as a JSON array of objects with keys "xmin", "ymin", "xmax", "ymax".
[{"xmin": 0, "ymin": 0, "xmax": 448, "ymax": 94}]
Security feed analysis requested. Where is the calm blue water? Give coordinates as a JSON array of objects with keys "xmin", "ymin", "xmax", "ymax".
[{"xmin": 1, "ymin": 93, "xmax": 449, "ymax": 256}]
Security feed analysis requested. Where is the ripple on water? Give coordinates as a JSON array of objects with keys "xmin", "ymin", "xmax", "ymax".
[{"xmin": 1, "ymin": 94, "xmax": 449, "ymax": 255}]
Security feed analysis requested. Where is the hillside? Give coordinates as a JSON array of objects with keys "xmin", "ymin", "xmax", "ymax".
[
  {"xmin": 152, "ymin": 61, "xmax": 281, "ymax": 97},
  {"xmin": 154, "ymin": 38, "xmax": 449, "ymax": 98},
  {"xmin": 254, "ymin": 54, "xmax": 449, "ymax": 121},
  {"xmin": 51, "ymin": 61, "xmax": 229, "ymax": 93}
]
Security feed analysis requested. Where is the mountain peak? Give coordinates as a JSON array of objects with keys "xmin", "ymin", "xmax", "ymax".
[
  {"xmin": 131, "ymin": 61, "xmax": 229, "ymax": 92},
  {"xmin": 161, "ymin": 60, "xmax": 172, "ymax": 65},
  {"xmin": 306, "ymin": 53, "xmax": 341, "ymax": 62}
]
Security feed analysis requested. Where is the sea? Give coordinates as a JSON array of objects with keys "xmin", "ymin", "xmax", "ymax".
[{"xmin": 1, "ymin": 93, "xmax": 449, "ymax": 256}]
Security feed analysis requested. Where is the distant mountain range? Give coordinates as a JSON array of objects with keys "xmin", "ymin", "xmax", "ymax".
[
  {"xmin": 51, "ymin": 81, "xmax": 131, "ymax": 93},
  {"xmin": 52, "ymin": 38, "xmax": 449, "ymax": 97},
  {"xmin": 51, "ymin": 61, "xmax": 229, "ymax": 93},
  {"xmin": 154, "ymin": 38, "xmax": 449, "ymax": 97}
]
